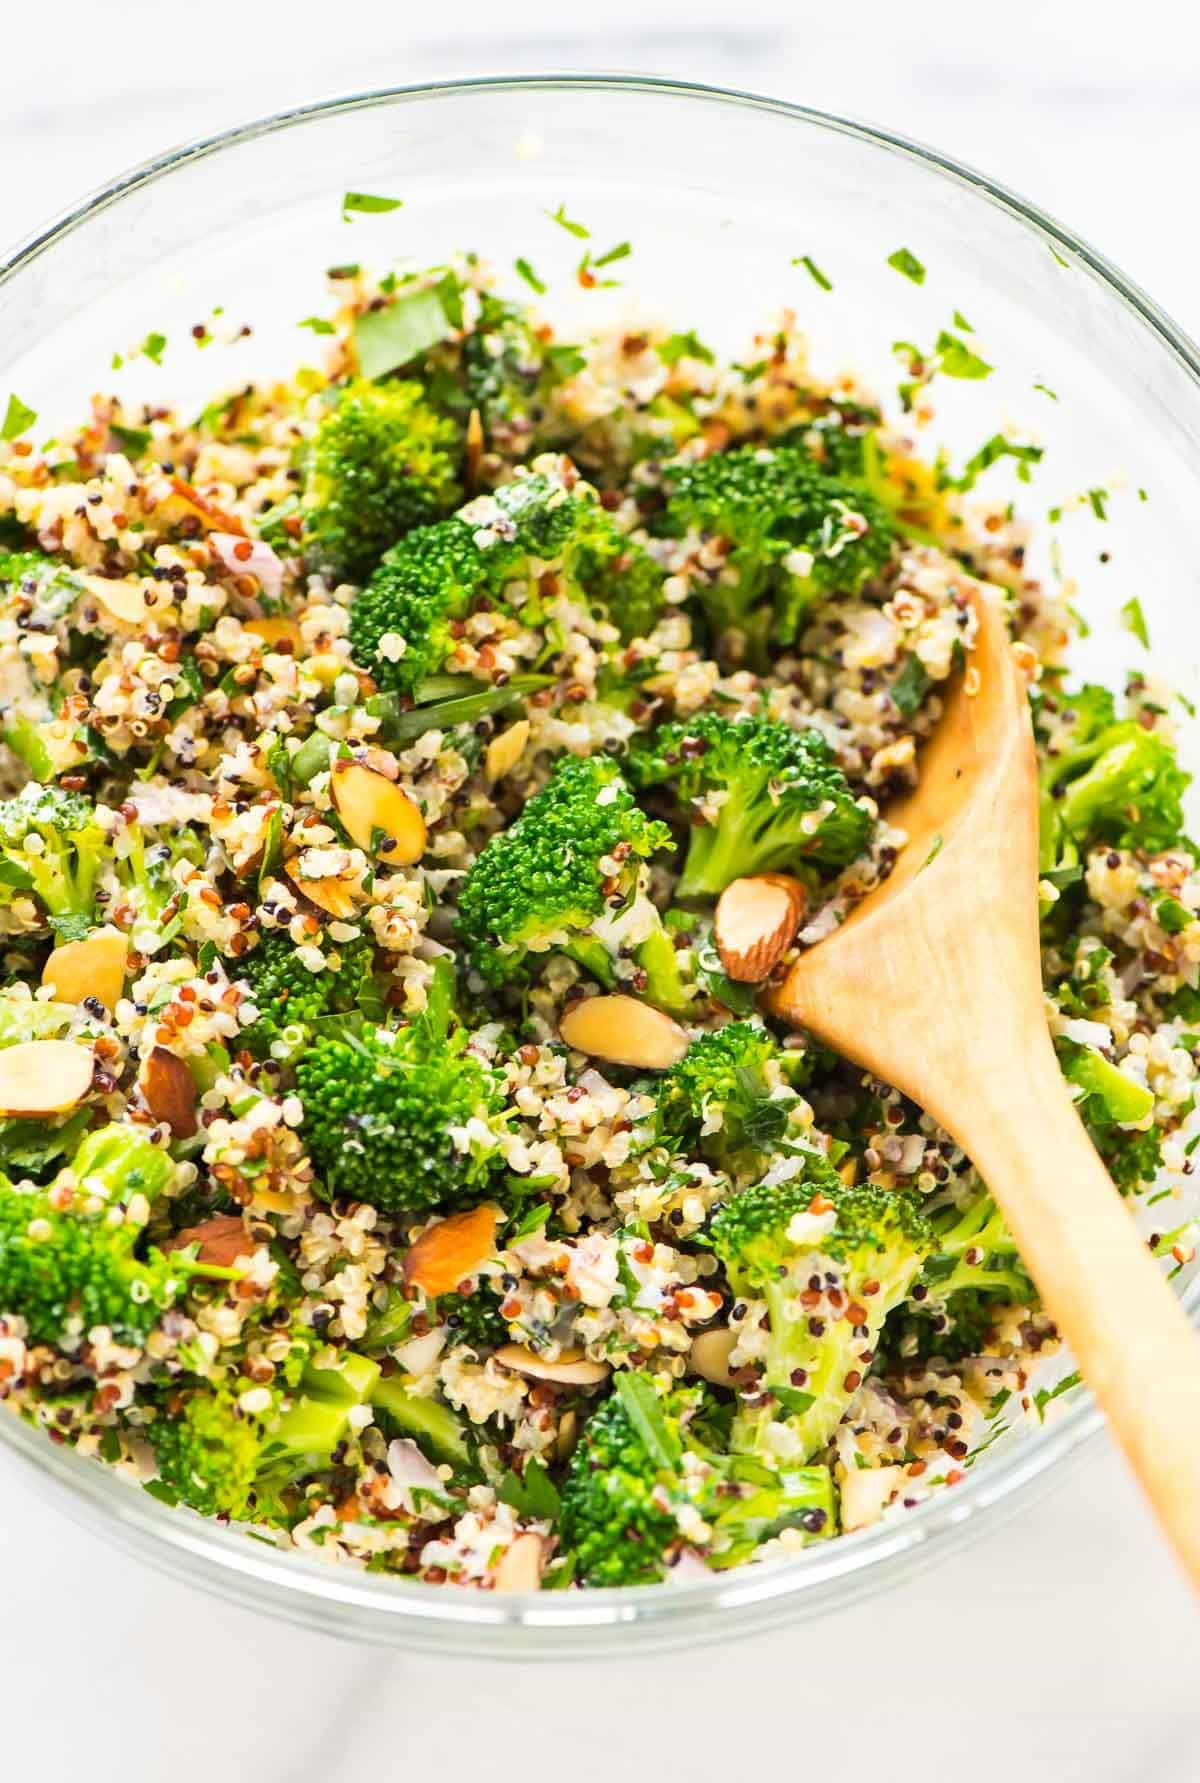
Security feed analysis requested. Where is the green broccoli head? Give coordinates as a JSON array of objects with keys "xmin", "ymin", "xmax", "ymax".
[
  {"xmin": 661, "ymin": 444, "xmax": 895, "ymax": 656},
  {"xmin": 0, "ymin": 1123, "xmax": 200, "ymax": 1347},
  {"xmin": 658, "ymin": 1020, "xmax": 806, "ymax": 1173},
  {"xmin": 0, "ymin": 784, "xmax": 108, "ymax": 925},
  {"xmin": 710, "ymin": 1163, "xmax": 933, "ymax": 1463},
  {"xmin": 301, "ymin": 378, "xmax": 462, "ymax": 585},
  {"xmin": 149, "ymin": 1347, "xmax": 381, "ymax": 1522},
  {"xmin": 1040, "ymin": 683, "xmax": 1189, "ymax": 857},
  {"xmin": 348, "ymin": 460, "xmax": 665, "ymax": 696},
  {"xmin": 560, "ymin": 1372, "xmax": 835, "ymax": 1585},
  {"xmin": 628, "ymin": 711, "xmax": 872, "ymax": 898},
  {"xmin": 455, "ymin": 753, "xmax": 675, "ymax": 996},
  {"xmin": 295, "ymin": 1022, "xmax": 505, "ymax": 1214},
  {"xmin": 238, "ymin": 931, "xmax": 379, "ymax": 1057},
  {"xmin": 883, "ymin": 1183, "xmax": 1035, "ymax": 1367}
]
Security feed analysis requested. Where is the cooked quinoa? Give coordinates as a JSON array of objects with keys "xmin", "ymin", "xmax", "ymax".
[{"xmin": 0, "ymin": 255, "xmax": 1194, "ymax": 1591}]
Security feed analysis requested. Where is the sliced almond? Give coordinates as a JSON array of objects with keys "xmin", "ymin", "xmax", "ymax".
[
  {"xmin": 493, "ymin": 1532, "xmax": 546, "ymax": 1592},
  {"xmin": 839, "ymin": 1464, "xmax": 904, "ymax": 1534},
  {"xmin": 42, "ymin": 927, "xmax": 128, "ymax": 1014},
  {"xmin": 245, "ymin": 615, "xmax": 301, "ymax": 650},
  {"xmin": 713, "ymin": 873, "xmax": 807, "ymax": 984},
  {"xmin": 687, "ymin": 1327, "xmax": 737, "ymax": 1388},
  {"xmin": 558, "ymin": 994, "xmax": 689, "ymax": 1070},
  {"xmin": 250, "ymin": 1185, "xmax": 305, "ymax": 1216},
  {"xmin": 81, "ymin": 572, "xmax": 172, "ymax": 626},
  {"xmin": 331, "ymin": 760, "xmax": 426, "ymax": 865},
  {"xmin": 169, "ymin": 1214, "xmax": 253, "ymax": 1268},
  {"xmin": 140, "ymin": 1046, "xmax": 199, "ymax": 1138},
  {"xmin": 837, "ymin": 1157, "xmax": 860, "ymax": 1188},
  {"xmin": 494, "ymin": 1343, "xmax": 611, "ymax": 1386},
  {"xmin": 403, "ymin": 1204, "xmax": 499, "ymax": 1299},
  {"xmin": 0, "ymin": 1040, "xmax": 93, "ymax": 1116},
  {"xmin": 485, "ymin": 719, "xmax": 530, "ymax": 785},
  {"xmin": 284, "ymin": 851, "xmax": 359, "ymax": 919}
]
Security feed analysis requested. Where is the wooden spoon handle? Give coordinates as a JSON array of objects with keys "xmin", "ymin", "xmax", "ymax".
[{"xmin": 957, "ymin": 1022, "xmax": 1200, "ymax": 1589}]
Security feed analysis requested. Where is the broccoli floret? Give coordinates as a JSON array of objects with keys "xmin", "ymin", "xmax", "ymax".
[
  {"xmin": 110, "ymin": 816, "xmax": 207, "ymax": 929},
  {"xmin": 0, "ymin": 784, "xmax": 108, "ymax": 926},
  {"xmin": 238, "ymin": 931, "xmax": 379, "ymax": 1057},
  {"xmin": 149, "ymin": 1348, "xmax": 381, "ymax": 1521},
  {"xmin": 561, "ymin": 1373, "xmax": 835, "ymax": 1585},
  {"xmin": 456, "ymin": 754, "xmax": 691, "ymax": 1011},
  {"xmin": 710, "ymin": 1162, "xmax": 933, "ymax": 1463},
  {"xmin": 295, "ymin": 1021, "xmax": 505, "ymax": 1214},
  {"xmin": 442, "ymin": 289, "xmax": 582, "ymax": 461},
  {"xmin": 628, "ymin": 711, "xmax": 872, "ymax": 898},
  {"xmin": 885, "ymin": 1184, "xmax": 1034, "ymax": 1364},
  {"xmin": 300, "ymin": 378, "xmax": 462, "ymax": 585},
  {"xmin": 349, "ymin": 460, "xmax": 665, "ymax": 696},
  {"xmin": 1039, "ymin": 684, "xmax": 1189, "ymax": 861},
  {"xmin": 658, "ymin": 1020, "xmax": 806, "ymax": 1174},
  {"xmin": 1056, "ymin": 1037, "xmax": 1164, "ymax": 1195},
  {"xmin": 0, "ymin": 1123, "xmax": 235, "ymax": 1348},
  {"xmin": 661, "ymin": 444, "xmax": 895, "ymax": 658},
  {"xmin": 441, "ymin": 1281, "xmax": 509, "ymax": 1351}
]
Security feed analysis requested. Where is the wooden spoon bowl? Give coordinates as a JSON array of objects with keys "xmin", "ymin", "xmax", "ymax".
[{"xmin": 768, "ymin": 583, "xmax": 1200, "ymax": 1587}]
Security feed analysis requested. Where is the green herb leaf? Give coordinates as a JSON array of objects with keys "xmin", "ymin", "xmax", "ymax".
[
  {"xmin": 514, "ymin": 257, "xmax": 546, "ymax": 295},
  {"xmin": 298, "ymin": 316, "xmax": 336, "ymax": 335},
  {"xmin": 657, "ymin": 330, "xmax": 715, "ymax": 367},
  {"xmin": 935, "ymin": 331, "xmax": 992, "ymax": 379},
  {"xmin": 1033, "ymin": 381, "xmax": 1058, "ymax": 400},
  {"xmin": 1033, "ymin": 1370, "xmax": 1081, "ymax": 1421},
  {"xmin": 793, "ymin": 255, "xmax": 833, "ymax": 291},
  {"xmin": 353, "ymin": 287, "xmax": 454, "ymax": 380},
  {"xmin": 142, "ymin": 332, "xmax": 167, "ymax": 366},
  {"xmin": 953, "ymin": 434, "xmax": 1043, "ymax": 493},
  {"xmin": 890, "ymin": 654, "xmax": 931, "ymax": 716},
  {"xmin": 1121, "ymin": 596, "xmax": 1150, "ymax": 650},
  {"xmin": 592, "ymin": 241, "xmax": 631, "ymax": 270},
  {"xmin": 110, "ymin": 423, "xmax": 152, "ymax": 457},
  {"xmin": 1154, "ymin": 894, "xmax": 1191, "ymax": 934},
  {"xmin": 508, "ymin": 1201, "xmax": 551, "ymax": 1243},
  {"xmin": 887, "ymin": 247, "xmax": 926, "ymax": 285},
  {"xmin": 498, "ymin": 1456, "xmax": 561, "ymax": 1521},
  {"xmin": 770, "ymin": 1385, "xmax": 815, "ymax": 1416},
  {"xmin": 1, "ymin": 394, "xmax": 37, "ymax": 441},
  {"xmin": 615, "ymin": 1371, "xmax": 680, "ymax": 1469},
  {"xmin": 952, "ymin": 309, "xmax": 974, "ymax": 332},
  {"xmin": 1087, "ymin": 487, "xmax": 1109, "ymax": 521},
  {"xmin": 342, "ymin": 191, "xmax": 403, "ymax": 218},
  {"xmin": 547, "ymin": 203, "xmax": 589, "ymax": 239},
  {"xmin": 48, "ymin": 912, "xmax": 92, "ymax": 944}
]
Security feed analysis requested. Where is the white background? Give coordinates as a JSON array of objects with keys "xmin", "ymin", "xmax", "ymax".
[{"xmin": 0, "ymin": 4, "xmax": 1196, "ymax": 1776}]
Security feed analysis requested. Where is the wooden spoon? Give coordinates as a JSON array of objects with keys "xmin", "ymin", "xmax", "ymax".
[{"xmin": 767, "ymin": 582, "xmax": 1200, "ymax": 1587}]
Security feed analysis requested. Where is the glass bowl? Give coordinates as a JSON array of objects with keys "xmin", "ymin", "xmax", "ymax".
[{"xmin": 1, "ymin": 74, "xmax": 1198, "ymax": 1655}]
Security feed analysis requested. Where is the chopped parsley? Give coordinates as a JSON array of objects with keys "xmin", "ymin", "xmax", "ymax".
[
  {"xmin": 953, "ymin": 434, "xmax": 1043, "ymax": 493},
  {"xmin": 935, "ymin": 330, "xmax": 992, "ymax": 380},
  {"xmin": 514, "ymin": 257, "xmax": 546, "ymax": 295},
  {"xmin": 352, "ymin": 286, "xmax": 454, "ymax": 379},
  {"xmin": 342, "ymin": 191, "xmax": 403, "ymax": 218},
  {"xmin": 1, "ymin": 394, "xmax": 36, "ymax": 441},
  {"xmin": 657, "ymin": 330, "xmax": 715, "ymax": 367},
  {"xmin": 1120, "ymin": 596, "xmax": 1150, "ymax": 650},
  {"xmin": 887, "ymin": 247, "xmax": 926, "ymax": 285},
  {"xmin": 298, "ymin": 316, "xmax": 336, "ymax": 335},
  {"xmin": 546, "ymin": 203, "xmax": 589, "ymax": 239},
  {"xmin": 142, "ymin": 332, "xmax": 167, "ymax": 366},
  {"xmin": 794, "ymin": 254, "xmax": 833, "ymax": 291}
]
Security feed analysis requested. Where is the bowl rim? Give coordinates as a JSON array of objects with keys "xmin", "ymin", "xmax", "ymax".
[{"xmin": 1, "ymin": 71, "xmax": 1197, "ymax": 1651}]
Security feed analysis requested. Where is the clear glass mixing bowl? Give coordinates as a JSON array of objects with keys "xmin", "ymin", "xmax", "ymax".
[{"xmin": 1, "ymin": 75, "xmax": 1198, "ymax": 1655}]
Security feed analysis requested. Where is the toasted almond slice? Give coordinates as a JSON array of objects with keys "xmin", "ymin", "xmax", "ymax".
[
  {"xmin": 494, "ymin": 1343, "xmax": 611, "ymax": 1386},
  {"xmin": 837, "ymin": 1157, "xmax": 860, "ymax": 1189},
  {"xmin": 284, "ymin": 852, "xmax": 359, "ymax": 919},
  {"xmin": 140, "ymin": 1046, "xmax": 199, "ymax": 1138},
  {"xmin": 41, "ymin": 927, "xmax": 128, "ymax": 1014},
  {"xmin": 558, "ymin": 994, "xmax": 689, "ymax": 1070},
  {"xmin": 485, "ymin": 718, "xmax": 530, "ymax": 785},
  {"xmin": 331, "ymin": 760, "xmax": 427, "ymax": 865},
  {"xmin": 687, "ymin": 1327, "xmax": 737, "ymax": 1388},
  {"xmin": 839, "ymin": 1464, "xmax": 904, "ymax": 1533},
  {"xmin": 169, "ymin": 1213, "xmax": 253, "ymax": 1268},
  {"xmin": 403, "ymin": 1205, "xmax": 499, "ymax": 1299},
  {"xmin": 245, "ymin": 615, "xmax": 301, "ymax": 650},
  {"xmin": 0, "ymin": 1040, "xmax": 93, "ymax": 1116},
  {"xmin": 81, "ymin": 573, "xmax": 172, "ymax": 626},
  {"xmin": 713, "ymin": 873, "xmax": 807, "ymax": 983},
  {"xmin": 493, "ymin": 1532, "xmax": 546, "ymax": 1592}
]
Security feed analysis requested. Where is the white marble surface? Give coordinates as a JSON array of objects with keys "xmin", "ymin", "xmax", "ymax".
[{"xmin": 0, "ymin": 4, "xmax": 1197, "ymax": 1775}]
